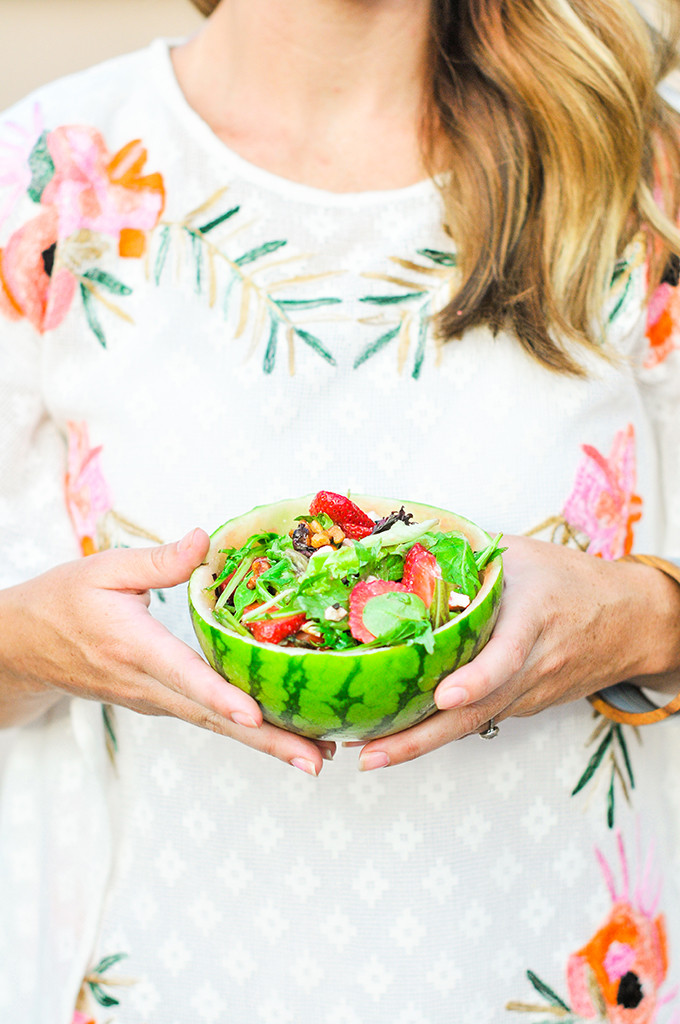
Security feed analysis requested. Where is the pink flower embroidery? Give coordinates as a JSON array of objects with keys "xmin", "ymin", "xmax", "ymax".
[
  {"xmin": 0, "ymin": 122, "xmax": 165, "ymax": 334},
  {"xmin": 0, "ymin": 206, "xmax": 76, "ymax": 330},
  {"xmin": 562, "ymin": 424, "xmax": 642, "ymax": 560},
  {"xmin": 566, "ymin": 832, "xmax": 673, "ymax": 1024},
  {"xmin": 42, "ymin": 126, "xmax": 165, "ymax": 256},
  {"xmin": 71, "ymin": 1013, "xmax": 96, "ymax": 1024},
  {"xmin": 64, "ymin": 421, "xmax": 113, "ymax": 556},
  {"xmin": 0, "ymin": 103, "xmax": 43, "ymax": 230},
  {"xmin": 646, "ymin": 279, "xmax": 680, "ymax": 369}
]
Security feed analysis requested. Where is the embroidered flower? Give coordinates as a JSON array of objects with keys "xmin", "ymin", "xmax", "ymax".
[
  {"xmin": 64, "ymin": 421, "xmax": 113, "ymax": 556},
  {"xmin": 508, "ymin": 830, "xmax": 677, "ymax": 1023},
  {"xmin": 0, "ymin": 206, "xmax": 76, "ymax": 330},
  {"xmin": 72, "ymin": 1013, "xmax": 96, "ymax": 1024},
  {"xmin": 0, "ymin": 103, "xmax": 43, "ymax": 230},
  {"xmin": 0, "ymin": 120, "xmax": 165, "ymax": 336},
  {"xmin": 562, "ymin": 424, "xmax": 642, "ymax": 560},
  {"xmin": 646, "ymin": 279, "xmax": 680, "ymax": 369},
  {"xmin": 566, "ymin": 834, "xmax": 671, "ymax": 1023},
  {"xmin": 42, "ymin": 126, "xmax": 165, "ymax": 256}
]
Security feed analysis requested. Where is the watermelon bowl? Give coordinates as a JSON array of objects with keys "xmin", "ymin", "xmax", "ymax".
[{"xmin": 188, "ymin": 495, "xmax": 503, "ymax": 742}]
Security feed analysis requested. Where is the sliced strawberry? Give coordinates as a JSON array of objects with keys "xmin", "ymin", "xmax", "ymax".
[
  {"xmin": 349, "ymin": 579, "xmax": 409, "ymax": 643},
  {"xmin": 401, "ymin": 543, "xmax": 441, "ymax": 610},
  {"xmin": 309, "ymin": 491, "xmax": 375, "ymax": 540},
  {"xmin": 246, "ymin": 609, "xmax": 307, "ymax": 645}
]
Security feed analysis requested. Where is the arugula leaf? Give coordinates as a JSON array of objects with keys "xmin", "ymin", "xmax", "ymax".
[
  {"xmin": 427, "ymin": 533, "xmax": 480, "ymax": 599},
  {"xmin": 233, "ymin": 578, "xmax": 257, "ymax": 618},
  {"xmin": 212, "ymin": 533, "xmax": 276, "ymax": 589},
  {"xmin": 362, "ymin": 592, "xmax": 434, "ymax": 653},
  {"xmin": 474, "ymin": 533, "xmax": 506, "ymax": 572},
  {"xmin": 316, "ymin": 622, "xmax": 359, "ymax": 650}
]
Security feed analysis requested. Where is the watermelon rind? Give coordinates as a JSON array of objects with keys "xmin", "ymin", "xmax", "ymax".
[{"xmin": 188, "ymin": 494, "xmax": 503, "ymax": 741}]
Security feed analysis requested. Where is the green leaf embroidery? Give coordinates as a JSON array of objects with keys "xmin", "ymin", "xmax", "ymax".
[
  {"xmin": 526, "ymin": 971, "xmax": 572, "ymax": 1012},
  {"xmin": 263, "ymin": 318, "xmax": 278, "ymax": 373},
  {"xmin": 27, "ymin": 131, "xmax": 55, "ymax": 203},
  {"xmin": 235, "ymin": 239, "xmax": 287, "ymax": 267},
  {"xmin": 354, "ymin": 325, "xmax": 401, "ymax": 369},
  {"xmin": 82, "ymin": 269, "xmax": 132, "ymax": 296},
  {"xmin": 571, "ymin": 726, "xmax": 613, "ymax": 796},
  {"xmin": 154, "ymin": 225, "xmax": 171, "ymax": 285},
  {"xmin": 92, "ymin": 952, "xmax": 127, "ymax": 975},
  {"xmin": 222, "ymin": 276, "xmax": 236, "ymax": 318},
  {"xmin": 417, "ymin": 247, "xmax": 457, "ymax": 267},
  {"xmin": 412, "ymin": 308, "xmax": 430, "ymax": 380},
  {"xmin": 80, "ymin": 283, "xmax": 107, "ymax": 348},
  {"xmin": 607, "ymin": 765, "xmax": 616, "ymax": 829},
  {"xmin": 101, "ymin": 704, "xmax": 117, "ymax": 754},
  {"xmin": 359, "ymin": 292, "xmax": 427, "ymax": 305},
  {"xmin": 198, "ymin": 205, "xmax": 240, "ymax": 234},
  {"xmin": 295, "ymin": 328, "xmax": 336, "ymax": 366},
  {"xmin": 614, "ymin": 724, "xmax": 635, "ymax": 789},
  {"xmin": 89, "ymin": 981, "xmax": 119, "ymax": 1008},
  {"xmin": 190, "ymin": 231, "xmax": 203, "ymax": 294},
  {"xmin": 608, "ymin": 268, "xmax": 633, "ymax": 324},
  {"xmin": 277, "ymin": 297, "xmax": 342, "ymax": 310}
]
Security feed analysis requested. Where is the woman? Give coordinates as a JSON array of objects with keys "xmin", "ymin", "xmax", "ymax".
[{"xmin": 0, "ymin": 0, "xmax": 679, "ymax": 1021}]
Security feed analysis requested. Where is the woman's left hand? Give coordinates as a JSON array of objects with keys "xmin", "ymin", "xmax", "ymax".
[{"xmin": 354, "ymin": 536, "xmax": 680, "ymax": 770}]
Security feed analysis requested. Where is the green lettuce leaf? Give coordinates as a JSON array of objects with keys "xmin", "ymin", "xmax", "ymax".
[{"xmin": 362, "ymin": 591, "xmax": 435, "ymax": 653}]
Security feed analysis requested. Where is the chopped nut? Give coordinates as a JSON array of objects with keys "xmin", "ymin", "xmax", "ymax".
[
  {"xmin": 299, "ymin": 621, "xmax": 324, "ymax": 639},
  {"xmin": 324, "ymin": 605, "xmax": 348, "ymax": 622},
  {"xmin": 309, "ymin": 520, "xmax": 323, "ymax": 534},
  {"xmin": 311, "ymin": 530, "xmax": 330, "ymax": 548},
  {"xmin": 328, "ymin": 525, "xmax": 345, "ymax": 546}
]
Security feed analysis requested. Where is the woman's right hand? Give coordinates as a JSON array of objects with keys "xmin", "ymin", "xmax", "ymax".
[{"xmin": 0, "ymin": 528, "xmax": 334, "ymax": 775}]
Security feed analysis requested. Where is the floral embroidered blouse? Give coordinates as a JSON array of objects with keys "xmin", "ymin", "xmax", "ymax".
[{"xmin": 0, "ymin": 40, "xmax": 679, "ymax": 1024}]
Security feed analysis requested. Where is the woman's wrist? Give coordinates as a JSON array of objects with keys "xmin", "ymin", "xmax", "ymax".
[
  {"xmin": 0, "ymin": 585, "xmax": 62, "ymax": 728},
  {"xmin": 618, "ymin": 555, "xmax": 680, "ymax": 677},
  {"xmin": 589, "ymin": 555, "xmax": 680, "ymax": 725}
]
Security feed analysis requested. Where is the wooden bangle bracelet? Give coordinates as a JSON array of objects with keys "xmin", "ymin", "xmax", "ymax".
[{"xmin": 587, "ymin": 554, "xmax": 680, "ymax": 725}]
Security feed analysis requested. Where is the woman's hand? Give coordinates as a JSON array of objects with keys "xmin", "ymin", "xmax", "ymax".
[
  {"xmin": 0, "ymin": 529, "xmax": 334, "ymax": 775},
  {"xmin": 354, "ymin": 536, "xmax": 680, "ymax": 771}
]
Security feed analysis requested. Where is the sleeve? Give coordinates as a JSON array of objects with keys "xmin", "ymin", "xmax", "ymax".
[
  {"xmin": 0, "ymin": 100, "xmax": 80, "ymax": 588},
  {"xmin": 639, "ymin": 281, "xmax": 680, "ymax": 559}
]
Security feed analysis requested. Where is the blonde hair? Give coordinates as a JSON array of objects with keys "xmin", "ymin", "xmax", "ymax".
[
  {"xmin": 428, "ymin": 0, "xmax": 680, "ymax": 372},
  {"xmin": 190, "ymin": 0, "xmax": 680, "ymax": 373}
]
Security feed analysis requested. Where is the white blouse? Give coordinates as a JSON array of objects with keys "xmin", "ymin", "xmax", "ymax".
[{"xmin": 0, "ymin": 40, "xmax": 679, "ymax": 1024}]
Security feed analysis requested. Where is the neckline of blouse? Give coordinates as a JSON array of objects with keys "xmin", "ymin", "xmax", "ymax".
[{"xmin": 149, "ymin": 38, "xmax": 443, "ymax": 209}]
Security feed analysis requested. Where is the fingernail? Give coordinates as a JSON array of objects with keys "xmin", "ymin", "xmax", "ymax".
[
  {"xmin": 177, "ymin": 528, "xmax": 198, "ymax": 553},
  {"xmin": 231, "ymin": 711, "xmax": 259, "ymax": 729},
  {"xmin": 318, "ymin": 746, "xmax": 335, "ymax": 762},
  {"xmin": 437, "ymin": 685, "xmax": 468, "ymax": 710},
  {"xmin": 291, "ymin": 757, "xmax": 318, "ymax": 777},
  {"xmin": 359, "ymin": 751, "xmax": 390, "ymax": 772}
]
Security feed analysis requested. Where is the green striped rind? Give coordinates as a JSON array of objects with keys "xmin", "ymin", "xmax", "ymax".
[{"xmin": 189, "ymin": 495, "xmax": 503, "ymax": 741}]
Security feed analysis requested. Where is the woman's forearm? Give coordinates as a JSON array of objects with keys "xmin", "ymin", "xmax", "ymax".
[{"xmin": 0, "ymin": 586, "xmax": 63, "ymax": 728}]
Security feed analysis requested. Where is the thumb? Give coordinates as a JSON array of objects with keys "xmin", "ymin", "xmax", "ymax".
[{"xmin": 91, "ymin": 528, "xmax": 211, "ymax": 592}]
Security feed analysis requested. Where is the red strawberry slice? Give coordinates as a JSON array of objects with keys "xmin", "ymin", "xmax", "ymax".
[
  {"xmin": 309, "ymin": 491, "xmax": 375, "ymax": 540},
  {"xmin": 401, "ymin": 543, "xmax": 441, "ymax": 610},
  {"xmin": 349, "ymin": 579, "xmax": 409, "ymax": 643},
  {"xmin": 245, "ymin": 608, "xmax": 307, "ymax": 645}
]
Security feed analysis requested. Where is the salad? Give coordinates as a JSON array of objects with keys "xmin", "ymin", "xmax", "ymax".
[{"xmin": 207, "ymin": 491, "xmax": 504, "ymax": 654}]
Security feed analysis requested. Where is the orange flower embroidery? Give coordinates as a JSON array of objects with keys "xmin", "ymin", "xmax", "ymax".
[
  {"xmin": 567, "ymin": 833, "xmax": 673, "ymax": 1023},
  {"xmin": 646, "ymin": 280, "xmax": 680, "ymax": 369}
]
